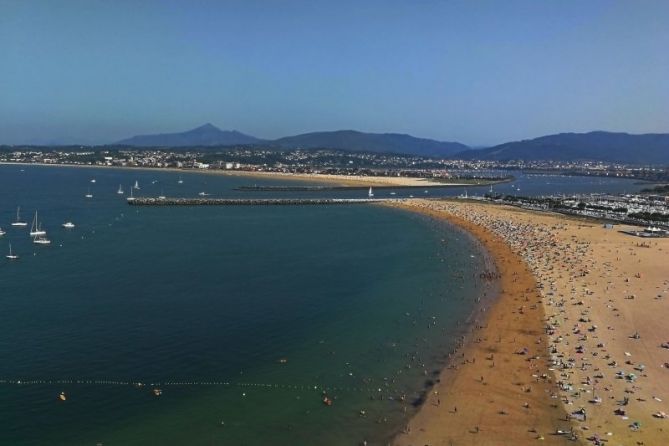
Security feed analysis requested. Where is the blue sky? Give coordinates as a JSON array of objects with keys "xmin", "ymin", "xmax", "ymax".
[{"xmin": 1, "ymin": 0, "xmax": 668, "ymax": 146}]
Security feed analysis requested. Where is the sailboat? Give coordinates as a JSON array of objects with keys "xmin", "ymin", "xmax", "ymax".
[
  {"xmin": 0, "ymin": 227, "xmax": 5, "ymax": 236},
  {"xmin": 30, "ymin": 211, "xmax": 47, "ymax": 236},
  {"xmin": 127, "ymin": 186, "xmax": 135, "ymax": 201},
  {"xmin": 85, "ymin": 188, "xmax": 93, "ymax": 198},
  {"xmin": 368, "ymin": 187, "xmax": 374, "ymax": 198},
  {"xmin": 158, "ymin": 189, "xmax": 166, "ymax": 200},
  {"xmin": 90, "ymin": 179, "xmax": 96, "ymax": 183},
  {"xmin": 177, "ymin": 176, "xmax": 184, "ymax": 184},
  {"xmin": 6, "ymin": 242, "xmax": 18, "ymax": 260},
  {"xmin": 33, "ymin": 235, "xmax": 51, "ymax": 245},
  {"xmin": 117, "ymin": 184, "xmax": 124, "ymax": 195},
  {"xmin": 62, "ymin": 221, "xmax": 75, "ymax": 229},
  {"xmin": 11, "ymin": 206, "xmax": 27, "ymax": 227},
  {"xmin": 133, "ymin": 180, "xmax": 140, "ymax": 190}
]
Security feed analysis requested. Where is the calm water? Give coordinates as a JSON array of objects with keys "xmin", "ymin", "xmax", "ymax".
[{"xmin": 0, "ymin": 165, "xmax": 493, "ymax": 446}]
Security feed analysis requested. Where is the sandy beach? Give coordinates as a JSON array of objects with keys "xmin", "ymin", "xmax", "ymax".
[
  {"xmin": 392, "ymin": 199, "xmax": 668, "ymax": 445},
  {"xmin": 1, "ymin": 162, "xmax": 463, "ymax": 188}
]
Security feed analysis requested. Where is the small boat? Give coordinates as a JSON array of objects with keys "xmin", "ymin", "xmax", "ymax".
[
  {"xmin": 0, "ymin": 227, "xmax": 5, "ymax": 236},
  {"xmin": 178, "ymin": 176, "xmax": 184, "ymax": 184},
  {"xmin": 90, "ymin": 179, "xmax": 96, "ymax": 183},
  {"xmin": 117, "ymin": 184, "xmax": 124, "ymax": 195},
  {"xmin": 62, "ymin": 221, "xmax": 75, "ymax": 229},
  {"xmin": 33, "ymin": 235, "xmax": 51, "ymax": 245},
  {"xmin": 58, "ymin": 392, "xmax": 67, "ymax": 401},
  {"xmin": 390, "ymin": 192, "xmax": 396, "ymax": 196},
  {"xmin": 133, "ymin": 180, "xmax": 140, "ymax": 190},
  {"xmin": 152, "ymin": 180, "xmax": 158, "ymax": 184},
  {"xmin": 198, "ymin": 191, "xmax": 209, "ymax": 197},
  {"xmin": 30, "ymin": 211, "xmax": 47, "ymax": 236},
  {"xmin": 11, "ymin": 206, "xmax": 27, "ymax": 227},
  {"xmin": 153, "ymin": 388, "xmax": 162, "ymax": 396},
  {"xmin": 158, "ymin": 190, "xmax": 166, "ymax": 200},
  {"xmin": 6, "ymin": 242, "xmax": 18, "ymax": 260},
  {"xmin": 368, "ymin": 187, "xmax": 374, "ymax": 198},
  {"xmin": 85, "ymin": 188, "xmax": 93, "ymax": 198}
]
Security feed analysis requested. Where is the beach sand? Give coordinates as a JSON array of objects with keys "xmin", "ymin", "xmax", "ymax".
[
  {"xmin": 392, "ymin": 199, "xmax": 668, "ymax": 445},
  {"xmin": 1, "ymin": 162, "xmax": 463, "ymax": 187}
]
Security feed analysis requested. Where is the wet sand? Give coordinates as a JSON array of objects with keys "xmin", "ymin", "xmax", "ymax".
[{"xmin": 392, "ymin": 199, "xmax": 668, "ymax": 445}]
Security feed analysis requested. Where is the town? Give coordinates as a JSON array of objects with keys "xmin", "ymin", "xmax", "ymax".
[{"xmin": 1, "ymin": 145, "xmax": 667, "ymax": 183}]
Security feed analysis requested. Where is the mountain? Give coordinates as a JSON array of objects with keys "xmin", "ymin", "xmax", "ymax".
[
  {"xmin": 116, "ymin": 123, "xmax": 262, "ymax": 147},
  {"xmin": 456, "ymin": 131, "xmax": 669, "ymax": 164},
  {"xmin": 273, "ymin": 130, "xmax": 469, "ymax": 156}
]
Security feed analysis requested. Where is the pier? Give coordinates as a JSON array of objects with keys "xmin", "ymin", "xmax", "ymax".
[{"xmin": 127, "ymin": 197, "xmax": 396, "ymax": 206}]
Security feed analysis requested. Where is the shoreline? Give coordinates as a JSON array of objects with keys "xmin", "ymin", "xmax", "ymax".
[
  {"xmin": 389, "ymin": 199, "xmax": 573, "ymax": 445},
  {"xmin": 392, "ymin": 198, "xmax": 669, "ymax": 445},
  {"xmin": 0, "ymin": 161, "xmax": 470, "ymax": 188}
]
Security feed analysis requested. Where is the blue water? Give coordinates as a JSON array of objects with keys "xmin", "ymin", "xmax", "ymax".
[{"xmin": 0, "ymin": 165, "xmax": 494, "ymax": 445}]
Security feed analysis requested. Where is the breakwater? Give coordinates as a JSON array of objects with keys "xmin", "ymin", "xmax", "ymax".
[{"xmin": 127, "ymin": 197, "xmax": 395, "ymax": 206}]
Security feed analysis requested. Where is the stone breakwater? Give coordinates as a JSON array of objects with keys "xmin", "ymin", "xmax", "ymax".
[{"xmin": 127, "ymin": 197, "xmax": 396, "ymax": 206}]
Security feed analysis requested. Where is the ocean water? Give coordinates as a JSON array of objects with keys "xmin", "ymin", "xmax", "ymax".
[{"xmin": 0, "ymin": 165, "xmax": 490, "ymax": 445}]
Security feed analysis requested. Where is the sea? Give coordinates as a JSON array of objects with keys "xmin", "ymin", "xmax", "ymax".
[{"xmin": 0, "ymin": 164, "xmax": 643, "ymax": 445}]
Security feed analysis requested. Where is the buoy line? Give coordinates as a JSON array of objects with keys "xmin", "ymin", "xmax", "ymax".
[{"xmin": 0, "ymin": 378, "xmax": 399, "ymax": 395}]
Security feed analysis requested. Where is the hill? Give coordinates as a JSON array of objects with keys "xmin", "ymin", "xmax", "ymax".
[
  {"xmin": 116, "ymin": 123, "xmax": 262, "ymax": 147},
  {"xmin": 274, "ymin": 130, "xmax": 469, "ymax": 156},
  {"xmin": 456, "ymin": 131, "xmax": 669, "ymax": 164}
]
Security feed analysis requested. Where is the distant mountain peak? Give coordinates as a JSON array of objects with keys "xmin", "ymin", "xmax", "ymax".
[
  {"xmin": 195, "ymin": 122, "xmax": 219, "ymax": 131},
  {"xmin": 274, "ymin": 130, "xmax": 470, "ymax": 156},
  {"xmin": 116, "ymin": 123, "xmax": 261, "ymax": 147}
]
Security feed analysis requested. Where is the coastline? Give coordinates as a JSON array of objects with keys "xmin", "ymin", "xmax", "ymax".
[
  {"xmin": 0, "ymin": 161, "xmax": 467, "ymax": 188},
  {"xmin": 392, "ymin": 198, "xmax": 669, "ymax": 446},
  {"xmin": 389, "ymin": 199, "xmax": 573, "ymax": 445}
]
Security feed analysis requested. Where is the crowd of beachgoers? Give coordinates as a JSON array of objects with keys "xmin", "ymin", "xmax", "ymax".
[{"xmin": 393, "ymin": 199, "xmax": 668, "ymax": 446}]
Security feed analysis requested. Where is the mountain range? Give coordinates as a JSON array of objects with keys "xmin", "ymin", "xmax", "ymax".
[
  {"xmin": 455, "ymin": 131, "xmax": 669, "ymax": 164},
  {"xmin": 115, "ymin": 124, "xmax": 669, "ymax": 164},
  {"xmin": 116, "ymin": 124, "xmax": 468, "ymax": 157}
]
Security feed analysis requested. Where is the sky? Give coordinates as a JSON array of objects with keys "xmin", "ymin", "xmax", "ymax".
[{"xmin": 1, "ymin": 0, "xmax": 668, "ymax": 146}]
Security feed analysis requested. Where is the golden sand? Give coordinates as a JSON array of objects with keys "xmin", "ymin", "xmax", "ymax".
[{"xmin": 391, "ymin": 199, "xmax": 669, "ymax": 446}]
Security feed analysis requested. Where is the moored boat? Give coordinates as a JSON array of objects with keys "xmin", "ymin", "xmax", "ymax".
[
  {"xmin": 11, "ymin": 206, "xmax": 28, "ymax": 227},
  {"xmin": 29, "ymin": 211, "xmax": 47, "ymax": 236}
]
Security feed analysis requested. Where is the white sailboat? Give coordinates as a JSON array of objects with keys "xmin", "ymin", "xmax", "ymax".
[
  {"xmin": 0, "ymin": 227, "xmax": 5, "ymax": 236},
  {"xmin": 133, "ymin": 180, "xmax": 140, "ymax": 190},
  {"xmin": 33, "ymin": 235, "xmax": 51, "ymax": 245},
  {"xmin": 127, "ymin": 186, "xmax": 135, "ymax": 201},
  {"xmin": 30, "ymin": 211, "xmax": 47, "ymax": 236},
  {"xmin": 6, "ymin": 242, "xmax": 18, "ymax": 260},
  {"xmin": 62, "ymin": 221, "xmax": 75, "ymax": 229},
  {"xmin": 177, "ymin": 176, "xmax": 184, "ymax": 184},
  {"xmin": 158, "ymin": 189, "xmax": 166, "ymax": 200},
  {"xmin": 117, "ymin": 184, "xmax": 124, "ymax": 195},
  {"xmin": 11, "ymin": 206, "xmax": 27, "ymax": 227},
  {"xmin": 368, "ymin": 187, "xmax": 374, "ymax": 198},
  {"xmin": 85, "ymin": 188, "xmax": 93, "ymax": 198},
  {"xmin": 90, "ymin": 179, "xmax": 96, "ymax": 183}
]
